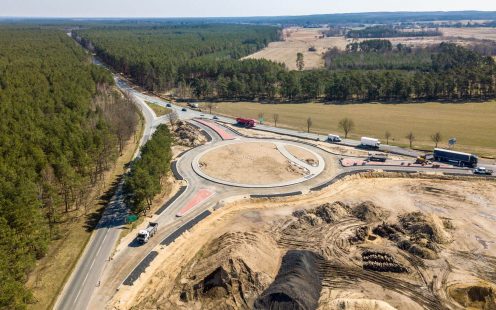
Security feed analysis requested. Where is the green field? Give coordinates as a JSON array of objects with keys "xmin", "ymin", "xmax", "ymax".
[{"xmin": 209, "ymin": 101, "xmax": 496, "ymax": 157}]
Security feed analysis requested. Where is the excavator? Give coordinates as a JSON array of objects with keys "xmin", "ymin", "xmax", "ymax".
[{"xmin": 415, "ymin": 154, "xmax": 433, "ymax": 165}]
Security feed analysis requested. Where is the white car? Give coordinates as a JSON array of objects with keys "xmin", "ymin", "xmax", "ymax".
[{"xmin": 474, "ymin": 167, "xmax": 493, "ymax": 175}]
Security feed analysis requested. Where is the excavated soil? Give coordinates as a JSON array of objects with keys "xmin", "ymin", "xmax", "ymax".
[
  {"xmin": 112, "ymin": 175, "xmax": 496, "ymax": 310},
  {"xmin": 198, "ymin": 142, "xmax": 308, "ymax": 185},
  {"xmin": 285, "ymin": 145, "xmax": 319, "ymax": 166},
  {"xmin": 174, "ymin": 121, "xmax": 207, "ymax": 147}
]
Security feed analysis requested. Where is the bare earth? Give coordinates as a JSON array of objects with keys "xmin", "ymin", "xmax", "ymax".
[
  {"xmin": 111, "ymin": 173, "xmax": 496, "ymax": 310},
  {"xmin": 245, "ymin": 27, "xmax": 496, "ymax": 71},
  {"xmin": 285, "ymin": 145, "xmax": 319, "ymax": 165},
  {"xmin": 198, "ymin": 142, "xmax": 307, "ymax": 185},
  {"xmin": 441, "ymin": 27, "xmax": 496, "ymax": 41},
  {"xmin": 244, "ymin": 28, "xmax": 348, "ymax": 70}
]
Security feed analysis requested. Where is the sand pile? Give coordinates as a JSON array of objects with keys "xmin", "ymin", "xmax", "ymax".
[
  {"xmin": 373, "ymin": 211, "xmax": 453, "ymax": 260},
  {"xmin": 254, "ymin": 250, "xmax": 323, "ymax": 310},
  {"xmin": 177, "ymin": 231, "xmax": 281, "ymax": 309},
  {"xmin": 322, "ymin": 299, "xmax": 397, "ymax": 310},
  {"xmin": 352, "ymin": 201, "xmax": 388, "ymax": 223}
]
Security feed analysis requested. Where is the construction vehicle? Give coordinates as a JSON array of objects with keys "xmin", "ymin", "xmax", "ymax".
[
  {"xmin": 415, "ymin": 154, "xmax": 433, "ymax": 165},
  {"xmin": 236, "ymin": 118, "xmax": 256, "ymax": 128},
  {"xmin": 433, "ymin": 148, "xmax": 478, "ymax": 168},
  {"xmin": 361, "ymin": 137, "xmax": 381, "ymax": 149},
  {"xmin": 368, "ymin": 152, "xmax": 388, "ymax": 162},
  {"xmin": 137, "ymin": 222, "xmax": 158, "ymax": 244}
]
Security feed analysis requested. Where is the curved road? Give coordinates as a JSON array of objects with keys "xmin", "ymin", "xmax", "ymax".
[{"xmin": 55, "ymin": 61, "xmax": 493, "ymax": 310}]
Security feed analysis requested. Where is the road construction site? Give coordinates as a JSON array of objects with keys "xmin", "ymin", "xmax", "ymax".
[{"xmin": 55, "ymin": 59, "xmax": 496, "ymax": 310}]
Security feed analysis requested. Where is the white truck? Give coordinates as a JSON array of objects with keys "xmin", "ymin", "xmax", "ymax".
[
  {"xmin": 361, "ymin": 137, "xmax": 381, "ymax": 149},
  {"xmin": 327, "ymin": 134, "xmax": 342, "ymax": 143},
  {"xmin": 137, "ymin": 222, "xmax": 158, "ymax": 244}
]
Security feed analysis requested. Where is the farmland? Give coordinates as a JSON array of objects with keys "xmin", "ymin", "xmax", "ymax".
[
  {"xmin": 209, "ymin": 101, "xmax": 496, "ymax": 157},
  {"xmin": 245, "ymin": 27, "xmax": 496, "ymax": 70}
]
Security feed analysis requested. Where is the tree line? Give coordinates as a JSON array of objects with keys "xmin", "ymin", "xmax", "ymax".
[
  {"xmin": 124, "ymin": 125, "xmax": 172, "ymax": 215},
  {"xmin": 0, "ymin": 28, "xmax": 138, "ymax": 308},
  {"xmin": 74, "ymin": 25, "xmax": 280, "ymax": 91},
  {"xmin": 75, "ymin": 23, "xmax": 496, "ymax": 103},
  {"xmin": 346, "ymin": 25, "xmax": 441, "ymax": 39}
]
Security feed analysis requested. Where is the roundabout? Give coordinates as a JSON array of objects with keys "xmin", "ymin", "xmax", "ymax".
[{"xmin": 192, "ymin": 139, "xmax": 326, "ymax": 188}]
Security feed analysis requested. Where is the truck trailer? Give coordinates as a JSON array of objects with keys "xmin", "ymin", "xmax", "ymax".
[
  {"xmin": 137, "ymin": 222, "xmax": 158, "ymax": 244},
  {"xmin": 236, "ymin": 118, "xmax": 256, "ymax": 128},
  {"xmin": 433, "ymin": 148, "xmax": 478, "ymax": 168},
  {"xmin": 361, "ymin": 137, "xmax": 381, "ymax": 149}
]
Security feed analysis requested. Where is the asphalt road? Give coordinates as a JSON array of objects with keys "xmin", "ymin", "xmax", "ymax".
[
  {"xmin": 56, "ymin": 55, "xmax": 493, "ymax": 310},
  {"xmin": 54, "ymin": 76, "xmax": 160, "ymax": 310}
]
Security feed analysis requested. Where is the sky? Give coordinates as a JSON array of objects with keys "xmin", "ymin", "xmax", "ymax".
[{"xmin": 2, "ymin": 0, "xmax": 496, "ymax": 18}]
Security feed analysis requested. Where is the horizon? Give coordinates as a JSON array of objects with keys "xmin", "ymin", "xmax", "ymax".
[
  {"xmin": 1, "ymin": 10, "xmax": 496, "ymax": 20},
  {"xmin": 2, "ymin": 0, "xmax": 496, "ymax": 18}
]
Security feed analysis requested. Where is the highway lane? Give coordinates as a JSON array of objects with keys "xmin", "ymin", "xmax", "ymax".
[{"xmin": 54, "ymin": 76, "xmax": 161, "ymax": 310}]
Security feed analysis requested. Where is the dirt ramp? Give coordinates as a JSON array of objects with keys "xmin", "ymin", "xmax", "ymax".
[
  {"xmin": 177, "ymin": 231, "xmax": 281, "ymax": 309},
  {"xmin": 254, "ymin": 250, "xmax": 323, "ymax": 310}
]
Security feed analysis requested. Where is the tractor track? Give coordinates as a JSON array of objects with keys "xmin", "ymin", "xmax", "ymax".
[{"xmin": 319, "ymin": 261, "xmax": 445, "ymax": 310}]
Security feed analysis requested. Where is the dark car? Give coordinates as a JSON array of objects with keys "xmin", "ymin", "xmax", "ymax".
[
  {"xmin": 181, "ymin": 108, "xmax": 187, "ymax": 112},
  {"xmin": 166, "ymin": 103, "xmax": 172, "ymax": 107},
  {"xmin": 213, "ymin": 116, "xmax": 219, "ymax": 120}
]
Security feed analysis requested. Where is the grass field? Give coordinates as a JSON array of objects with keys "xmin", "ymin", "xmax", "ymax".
[
  {"xmin": 207, "ymin": 101, "xmax": 496, "ymax": 157},
  {"xmin": 146, "ymin": 101, "xmax": 172, "ymax": 116}
]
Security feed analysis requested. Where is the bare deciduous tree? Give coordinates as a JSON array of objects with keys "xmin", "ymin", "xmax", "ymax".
[
  {"xmin": 406, "ymin": 132, "xmax": 416, "ymax": 148},
  {"xmin": 338, "ymin": 118, "xmax": 355, "ymax": 138},
  {"xmin": 431, "ymin": 132, "xmax": 442, "ymax": 148},
  {"xmin": 306, "ymin": 117, "xmax": 313, "ymax": 133},
  {"xmin": 205, "ymin": 102, "xmax": 216, "ymax": 114},
  {"xmin": 273, "ymin": 113, "xmax": 279, "ymax": 127},
  {"xmin": 169, "ymin": 110, "xmax": 179, "ymax": 127},
  {"xmin": 385, "ymin": 131, "xmax": 392, "ymax": 145}
]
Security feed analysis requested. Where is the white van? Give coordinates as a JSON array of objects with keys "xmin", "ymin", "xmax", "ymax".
[{"xmin": 328, "ymin": 134, "xmax": 342, "ymax": 143}]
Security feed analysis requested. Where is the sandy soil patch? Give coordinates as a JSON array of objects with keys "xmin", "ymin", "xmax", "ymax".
[
  {"xmin": 198, "ymin": 142, "xmax": 307, "ymax": 185},
  {"xmin": 285, "ymin": 144, "xmax": 318, "ymax": 165},
  {"xmin": 113, "ymin": 173, "xmax": 496, "ymax": 309},
  {"xmin": 441, "ymin": 27, "xmax": 496, "ymax": 41},
  {"xmin": 245, "ymin": 28, "xmax": 348, "ymax": 70}
]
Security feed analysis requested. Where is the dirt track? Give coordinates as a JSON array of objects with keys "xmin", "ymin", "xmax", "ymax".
[{"xmin": 111, "ymin": 174, "xmax": 496, "ymax": 309}]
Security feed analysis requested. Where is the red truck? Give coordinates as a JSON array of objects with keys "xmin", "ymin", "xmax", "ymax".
[{"xmin": 236, "ymin": 118, "xmax": 256, "ymax": 128}]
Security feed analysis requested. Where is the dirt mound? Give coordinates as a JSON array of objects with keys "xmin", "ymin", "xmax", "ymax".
[
  {"xmin": 352, "ymin": 201, "xmax": 388, "ymax": 223},
  {"xmin": 254, "ymin": 250, "xmax": 323, "ymax": 310},
  {"xmin": 323, "ymin": 299, "xmax": 397, "ymax": 310},
  {"xmin": 399, "ymin": 212, "xmax": 453, "ymax": 244},
  {"xmin": 450, "ymin": 284, "xmax": 496, "ymax": 309},
  {"xmin": 178, "ymin": 231, "xmax": 281, "ymax": 309},
  {"xmin": 371, "ymin": 211, "xmax": 453, "ymax": 260},
  {"xmin": 174, "ymin": 121, "xmax": 206, "ymax": 147}
]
